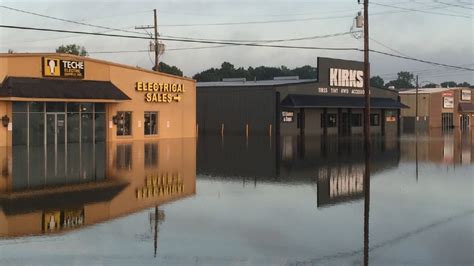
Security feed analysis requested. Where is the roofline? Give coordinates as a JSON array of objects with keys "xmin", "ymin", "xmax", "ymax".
[
  {"xmin": 399, "ymin": 87, "xmax": 471, "ymax": 94},
  {"xmin": 0, "ymin": 53, "xmax": 195, "ymax": 83},
  {"xmin": 196, "ymin": 79, "xmax": 318, "ymax": 88}
]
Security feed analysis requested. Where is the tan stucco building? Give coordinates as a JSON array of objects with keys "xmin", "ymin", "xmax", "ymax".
[{"xmin": 0, "ymin": 53, "xmax": 197, "ymax": 220}]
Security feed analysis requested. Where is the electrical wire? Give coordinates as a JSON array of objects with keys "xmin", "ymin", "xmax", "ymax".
[
  {"xmin": 370, "ymin": 1, "xmax": 472, "ymax": 18},
  {"xmin": 435, "ymin": 1, "xmax": 474, "ymax": 10},
  {"xmin": 1, "ymin": 24, "xmax": 473, "ymax": 72},
  {"xmin": 0, "ymin": 5, "xmax": 148, "ymax": 35}
]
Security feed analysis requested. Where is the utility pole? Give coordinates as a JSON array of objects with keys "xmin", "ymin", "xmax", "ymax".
[
  {"xmin": 153, "ymin": 9, "xmax": 159, "ymax": 71},
  {"xmin": 135, "ymin": 9, "xmax": 161, "ymax": 72},
  {"xmin": 361, "ymin": 1, "xmax": 370, "ymax": 266},
  {"xmin": 416, "ymin": 75, "xmax": 419, "ymax": 129}
]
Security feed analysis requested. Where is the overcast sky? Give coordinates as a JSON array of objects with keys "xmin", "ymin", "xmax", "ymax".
[{"xmin": 0, "ymin": 0, "xmax": 473, "ymax": 83}]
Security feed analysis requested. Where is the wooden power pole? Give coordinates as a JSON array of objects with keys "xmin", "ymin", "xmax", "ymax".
[
  {"xmin": 362, "ymin": 1, "xmax": 370, "ymax": 266},
  {"xmin": 135, "ymin": 9, "xmax": 160, "ymax": 72}
]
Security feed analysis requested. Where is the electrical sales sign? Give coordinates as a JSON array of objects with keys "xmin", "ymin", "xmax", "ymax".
[{"xmin": 42, "ymin": 57, "xmax": 85, "ymax": 78}]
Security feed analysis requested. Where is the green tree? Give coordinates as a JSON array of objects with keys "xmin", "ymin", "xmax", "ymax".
[
  {"xmin": 56, "ymin": 44, "xmax": 88, "ymax": 56},
  {"xmin": 440, "ymin": 81, "xmax": 457, "ymax": 88},
  {"xmin": 385, "ymin": 71, "xmax": 415, "ymax": 89},
  {"xmin": 292, "ymin": 65, "xmax": 317, "ymax": 79},
  {"xmin": 457, "ymin": 81, "xmax": 470, "ymax": 87},
  {"xmin": 193, "ymin": 62, "xmax": 317, "ymax": 82},
  {"xmin": 154, "ymin": 62, "xmax": 183, "ymax": 76},
  {"xmin": 370, "ymin": 76, "xmax": 384, "ymax": 88},
  {"xmin": 422, "ymin": 83, "xmax": 438, "ymax": 88}
]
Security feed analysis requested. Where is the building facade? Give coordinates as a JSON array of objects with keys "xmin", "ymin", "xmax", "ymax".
[
  {"xmin": 0, "ymin": 53, "xmax": 196, "ymax": 195},
  {"xmin": 197, "ymin": 57, "xmax": 406, "ymax": 136},
  {"xmin": 399, "ymin": 87, "xmax": 474, "ymax": 131}
]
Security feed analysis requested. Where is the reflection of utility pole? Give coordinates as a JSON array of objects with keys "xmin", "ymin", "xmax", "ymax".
[
  {"xmin": 415, "ymin": 133, "xmax": 419, "ymax": 182},
  {"xmin": 149, "ymin": 207, "xmax": 165, "ymax": 257},
  {"xmin": 135, "ymin": 9, "xmax": 165, "ymax": 72},
  {"xmin": 154, "ymin": 206, "xmax": 158, "ymax": 257}
]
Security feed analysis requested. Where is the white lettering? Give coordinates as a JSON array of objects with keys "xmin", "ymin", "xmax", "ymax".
[
  {"xmin": 329, "ymin": 68, "xmax": 338, "ymax": 86},
  {"xmin": 341, "ymin": 69, "xmax": 349, "ymax": 87},
  {"xmin": 329, "ymin": 68, "xmax": 364, "ymax": 88},
  {"xmin": 349, "ymin": 70, "xmax": 357, "ymax": 87},
  {"xmin": 356, "ymin": 70, "xmax": 364, "ymax": 88}
]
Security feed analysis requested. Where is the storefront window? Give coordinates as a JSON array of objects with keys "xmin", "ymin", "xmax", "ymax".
[
  {"xmin": 11, "ymin": 102, "xmax": 105, "ymax": 191},
  {"xmin": 116, "ymin": 111, "xmax": 132, "ymax": 136},
  {"xmin": 370, "ymin": 113, "xmax": 380, "ymax": 126},
  {"xmin": 327, "ymin": 114, "xmax": 337, "ymax": 127},
  {"xmin": 351, "ymin": 113, "xmax": 362, "ymax": 127},
  {"xmin": 144, "ymin": 143, "xmax": 158, "ymax": 168},
  {"xmin": 144, "ymin": 111, "xmax": 158, "ymax": 135},
  {"xmin": 46, "ymin": 102, "xmax": 65, "ymax": 112}
]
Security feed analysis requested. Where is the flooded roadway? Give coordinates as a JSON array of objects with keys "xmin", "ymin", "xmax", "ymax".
[{"xmin": 0, "ymin": 130, "xmax": 473, "ymax": 265}]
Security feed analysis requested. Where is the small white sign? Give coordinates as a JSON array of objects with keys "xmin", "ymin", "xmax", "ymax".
[
  {"xmin": 7, "ymin": 122, "xmax": 12, "ymax": 131},
  {"xmin": 461, "ymin": 89, "xmax": 471, "ymax": 101},
  {"xmin": 109, "ymin": 121, "xmax": 113, "ymax": 129},
  {"xmin": 443, "ymin": 96, "xmax": 454, "ymax": 109}
]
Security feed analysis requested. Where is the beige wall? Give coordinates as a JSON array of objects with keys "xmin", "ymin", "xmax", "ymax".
[
  {"xmin": 400, "ymin": 94, "xmax": 430, "ymax": 117},
  {"xmin": 0, "ymin": 53, "xmax": 196, "ymax": 147}
]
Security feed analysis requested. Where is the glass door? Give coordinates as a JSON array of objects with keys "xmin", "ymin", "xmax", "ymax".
[{"xmin": 46, "ymin": 113, "xmax": 67, "ymax": 183}]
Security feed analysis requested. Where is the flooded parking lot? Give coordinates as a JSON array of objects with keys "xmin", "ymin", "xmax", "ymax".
[{"xmin": 0, "ymin": 131, "xmax": 473, "ymax": 265}]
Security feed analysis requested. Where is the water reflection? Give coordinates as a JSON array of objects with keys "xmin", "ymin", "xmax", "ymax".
[
  {"xmin": 198, "ymin": 134, "xmax": 401, "ymax": 208},
  {"xmin": 196, "ymin": 131, "xmax": 472, "ymax": 264},
  {"xmin": 0, "ymin": 138, "xmax": 196, "ymax": 238}
]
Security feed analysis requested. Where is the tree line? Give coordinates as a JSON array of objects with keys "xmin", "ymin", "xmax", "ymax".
[{"xmin": 31, "ymin": 44, "xmax": 472, "ymax": 88}]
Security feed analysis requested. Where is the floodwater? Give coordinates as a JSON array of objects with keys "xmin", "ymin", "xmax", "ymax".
[{"xmin": 0, "ymin": 130, "xmax": 473, "ymax": 265}]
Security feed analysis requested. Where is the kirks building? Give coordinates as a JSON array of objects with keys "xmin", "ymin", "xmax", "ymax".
[{"xmin": 197, "ymin": 57, "xmax": 407, "ymax": 136}]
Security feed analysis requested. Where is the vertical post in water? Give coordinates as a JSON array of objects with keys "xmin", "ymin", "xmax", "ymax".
[{"xmin": 362, "ymin": 0, "xmax": 371, "ymax": 265}]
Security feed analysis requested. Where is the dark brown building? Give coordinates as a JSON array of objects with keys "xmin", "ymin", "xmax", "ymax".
[{"xmin": 197, "ymin": 57, "xmax": 407, "ymax": 136}]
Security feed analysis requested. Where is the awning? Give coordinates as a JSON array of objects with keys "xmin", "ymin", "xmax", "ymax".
[
  {"xmin": 459, "ymin": 102, "xmax": 474, "ymax": 112},
  {"xmin": 0, "ymin": 76, "xmax": 131, "ymax": 101},
  {"xmin": 0, "ymin": 180, "xmax": 129, "ymax": 215},
  {"xmin": 280, "ymin": 94, "xmax": 408, "ymax": 109}
]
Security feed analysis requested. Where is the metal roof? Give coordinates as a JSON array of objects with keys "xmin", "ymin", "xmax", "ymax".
[
  {"xmin": 399, "ymin": 87, "xmax": 468, "ymax": 94},
  {"xmin": 197, "ymin": 79, "xmax": 318, "ymax": 87}
]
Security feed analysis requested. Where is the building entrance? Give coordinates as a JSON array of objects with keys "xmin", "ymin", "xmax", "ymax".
[
  {"xmin": 441, "ymin": 113, "xmax": 454, "ymax": 130},
  {"xmin": 46, "ymin": 113, "xmax": 66, "ymax": 180},
  {"xmin": 11, "ymin": 102, "xmax": 106, "ymax": 191},
  {"xmin": 339, "ymin": 112, "xmax": 351, "ymax": 135},
  {"xmin": 460, "ymin": 114, "xmax": 470, "ymax": 131}
]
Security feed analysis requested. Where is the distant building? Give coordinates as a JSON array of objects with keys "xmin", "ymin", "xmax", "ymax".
[
  {"xmin": 197, "ymin": 57, "xmax": 407, "ymax": 136},
  {"xmin": 399, "ymin": 87, "xmax": 473, "ymax": 131}
]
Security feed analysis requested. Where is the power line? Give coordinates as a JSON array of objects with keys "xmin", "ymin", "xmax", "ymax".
[
  {"xmin": 435, "ymin": 1, "xmax": 474, "ymax": 10},
  {"xmin": 370, "ymin": 1, "xmax": 472, "ymax": 18},
  {"xmin": 162, "ymin": 31, "xmax": 357, "ymax": 44},
  {"xmin": 1, "ymin": 24, "xmax": 473, "ymax": 71},
  {"xmin": 369, "ymin": 37, "xmax": 411, "ymax": 58},
  {"xmin": 369, "ymin": 49, "xmax": 474, "ymax": 71},
  {"xmin": 0, "ymin": 5, "xmax": 147, "ymax": 35},
  {"xmin": 0, "ymin": 24, "xmax": 360, "ymax": 51}
]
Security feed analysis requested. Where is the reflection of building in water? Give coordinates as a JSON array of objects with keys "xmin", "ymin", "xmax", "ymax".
[
  {"xmin": 400, "ymin": 129, "xmax": 474, "ymax": 165},
  {"xmin": 0, "ymin": 138, "xmax": 196, "ymax": 238},
  {"xmin": 198, "ymin": 135, "xmax": 400, "ymax": 207}
]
